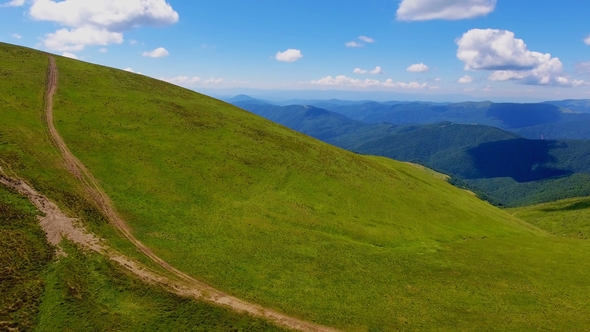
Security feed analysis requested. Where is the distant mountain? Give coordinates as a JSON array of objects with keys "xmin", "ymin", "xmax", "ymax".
[
  {"xmin": 233, "ymin": 101, "xmax": 372, "ymax": 141},
  {"xmin": 223, "ymin": 94, "xmax": 275, "ymax": 105},
  {"xmin": 543, "ymin": 99, "xmax": 590, "ymax": 113},
  {"xmin": 513, "ymin": 119, "xmax": 590, "ymax": 140}
]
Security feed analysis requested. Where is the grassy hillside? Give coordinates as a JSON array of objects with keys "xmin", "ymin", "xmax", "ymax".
[
  {"xmin": 0, "ymin": 185, "xmax": 286, "ymax": 331},
  {"xmin": 507, "ymin": 196, "xmax": 590, "ymax": 239},
  {"xmin": 3, "ymin": 42, "xmax": 590, "ymax": 330}
]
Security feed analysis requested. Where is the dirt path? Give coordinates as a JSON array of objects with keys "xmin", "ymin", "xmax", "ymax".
[{"xmin": 3, "ymin": 56, "xmax": 340, "ymax": 332}]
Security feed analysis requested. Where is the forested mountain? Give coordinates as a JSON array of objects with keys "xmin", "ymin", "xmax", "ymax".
[{"xmin": 543, "ymin": 99, "xmax": 590, "ymax": 113}]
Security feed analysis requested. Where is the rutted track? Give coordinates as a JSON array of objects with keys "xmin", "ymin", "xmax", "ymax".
[{"xmin": 7, "ymin": 55, "xmax": 340, "ymax": 332}]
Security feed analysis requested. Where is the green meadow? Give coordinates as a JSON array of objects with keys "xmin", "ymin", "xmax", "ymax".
[
  {"xmin": 508, "ymin": 196, "xmax": 590, "ymax": 239},
  {"xmin": 0, "ymin": 184, "xmax": 285, "ymax": 332},
  {"xmin": 2, "ymin": 42, "xmax": 590, "ymax": 330}
]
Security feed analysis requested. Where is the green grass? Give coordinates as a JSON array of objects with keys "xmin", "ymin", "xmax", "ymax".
[
  {"xmin": 37, "ymin": 241, "xmax": 287, "ymax": 332},
  {"xmin": 508, "ymin": 196, "xmax": 590, "ymax": 239},
  {"xmin": 0, "ymin": 185, "xmax": 52, "ymax": 331},
  {"xmin": 3, "ymin": 42, "xmax": 590, "ymax": 330},
  {"xmin": 0, "ymin": 169, "xmax": 286, "ymax": 332}
]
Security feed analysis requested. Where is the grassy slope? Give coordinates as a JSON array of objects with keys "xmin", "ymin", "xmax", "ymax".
[
  {"xmin": 0, "ymin": 185, "xmax": 52, "ymax": 331},
  {"xmin": 2, "ymin": 43, "xmax": 590, "ymax": 330},
  {"xmin": 508, "ymin": 196, "xmax": 590, "ymax": 239},
  {"xmin": 0, "ymin": 185, "xmax": 286, "ymax": 332},
  {"xmin": 0, "ymin": 43, "xmax": 287, "ymax": 331}
]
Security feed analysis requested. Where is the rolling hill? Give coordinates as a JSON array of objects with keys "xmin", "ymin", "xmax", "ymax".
[
  {"xmin": 3, "ymin": 42, "xmax": 590, "ymax": 331},
  {"xmin": 508, "ymin": 196, "xmax": 590, "ymax": 239}
]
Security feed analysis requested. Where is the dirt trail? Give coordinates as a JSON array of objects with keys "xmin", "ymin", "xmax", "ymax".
[{"xmin": 1, "ymin": 56, "xmax": 340, "ymax": 332}]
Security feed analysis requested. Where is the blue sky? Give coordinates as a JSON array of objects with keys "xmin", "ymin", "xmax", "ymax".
[{"xmin": 2, "ymin": 0, "xmax": 590, "ymax": 101}]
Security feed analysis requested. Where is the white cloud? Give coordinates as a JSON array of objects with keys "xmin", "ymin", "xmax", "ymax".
[
  {"xmin": 203, "ymin": 77, "xmax": 225, "ymax": 85},
  {"xmin": 353, "ymin": 66, "xmax": 382, "ymax": 75},
  {"xmin": 346, "ymin": 36, "xmax": 376, "ymax": 48},
  {"xmin": 311, "ymin": 75, "xmax": 428, "ymax": 89},
  {"xmin": 142, "ymin": 47, "xmax": 169, "ymax": 58},
  {"xmin": 345, "ymin": 41, "xmax": 363, "ymax": 48},
  {"xmin": 483, "ymin": 85, "xmax": 492, "ymax": 91},
  {"xmin": 397, "ymin": 0, "xmax": 496, "ymax": 21},
  {"xmin": 124, "ymin": 67, "xmax": 142, "ymax": 74},
  {"xmin": 162, "ymin": 76, "xmax": 201, "ymax": 85},
  {"xmin": 99, "ymin": 48, "xmax": 108, "ymax": 53},
  {"xmin": 62, "ymin": 51, "xmax": 78, "ymax": 59},
  {"xmin": 29, "ymin": 0, "xmax": 178, "ymax": 51},
  {"xmin": 129, "ymin": 39, "xmax": 140, "ymax": 45},
  {"xmin": 584, "ymin": 35, "xmax": 590, "ymax": 46},
  {"xmin": 43, "ymin": 27, "xmax": 123, "ymax": 51},
  {"xmin": 370, "ymin": 66, "xmax": 383, "ymax": 74},
  {"xmin": 458, "ymin": 75, "xmax": 474, "ymax": 83},
  {"xmin": 358, "ymin": 36, "xmax": 374, "ymax": 43},
  {"xmin": 12, "ymin": 33, "xmax": 21, "ymax": 39},
  {"xmin": 406, "ymin": 63, "xmax": 429, "ymax": 73},
  {"xmin": 311, "ymin": 76, "xmax": 380, "ymax": 87},
  {"xmin": 275, "ymin": 49, "xmax": 302, "ymax": 62},
  {"xmin": 1, "ymin": 0, "xmax": 24, "ymax": 7},
  {"xmin": 457, "ymin": 28, "xmax": 585, "ymax": 87},
  {"xmin": 382, "ymin": 79, "xmax": 429, "ymax": 89},
  {"xmin": 160, "ymin": 76, "xmax": 237, "ymax": 87},
  {"xmin": 433, "ymin": 77, "xmax": 443, "ymax": 82},
  {"xmin": 463, "ymin": 88, "xmax": 475, "ymax": 92}
]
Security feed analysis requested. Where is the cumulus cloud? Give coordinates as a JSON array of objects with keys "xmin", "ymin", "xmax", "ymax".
[
  {"xmin": 142, "ymin": 47, "xmax": 169, "ymax": 58},
  {"xmin": 585, "ymin": 35, "xmax": 590, "ymax": 46},
  {"xmin": 382, "ymin": 79, "xmax": 429, "ymax": 89},
  {"xmin": 433, "ymin": 77, "xmax": 443, "ymax": 82},
  {"xmin": 397, "ymin": 0, "xmax": 496, "ymax": 21},
  {"xmin": 124, "ymin": 67, "xmax": 142, "ymax": 74},
  {"xmin": 162, "ymin": 76, "xmax": 201, "ymax": 85},
  {"xmin": 458, "ymin": 75, "xmax": 474, "ymax": 83},
  {"xmin": 370, "ymin": 66, "xmax": 383, "ymax": 74},
  {"xmin": 12, "ymin": 33, "xmax": 21, "ymax": 39},
  {"xmin": 99, "ymin": 48, "xmax": 108, "ymax": 53},
  {"xmin": 43, "ymin": 27, "xmax": 123, "ymax": 51},
  {"xmin": 353, "ymin": 66, "xmax": 382, "ymax": 75},
  {"xmin": 457, "ymin": 28, "xmax": 584, "ymax": 87},
  {"xmin": 1, "ymin": 0, "xmax": 24, "ymax": 7},
  {"xmin": 275, "ymin": 49, "xmax": 302, "ymax": 62},
  {"xmin": 358, "ymin": 36, "xmax": 375, "ymax": 43},
  {"xmin": 406, "ymin": 63, "xmax": 429, "ymax": 73},
  {"xmin": 62, "ymin": 51, "xmax": 78, "ymax": 59},
  {"xmin": 160, "ymin": 76, "xmax": 239, "ymax": 88},
  {"xmin": 29, "ymin": 0, "xmax": 178, "ymax": 51},
  {"xmin": 346, "ymin": 36, "xmax": 376, "ymax": 48},
  {"xmin": 203, "ymin": 77, "xmax": 225, "ymax": 85},
  {"xmin": 345, "ymin": 41, "xmax": 363, "ymax": 48},
  {"xmin": 311, "ymin": 75, "xmax": 429, "ymax": 89}
]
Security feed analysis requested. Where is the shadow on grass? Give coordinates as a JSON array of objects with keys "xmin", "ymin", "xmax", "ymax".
[{"xmin": 542, "ymin": 199, "xmax": 590, "ymax": 212}]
